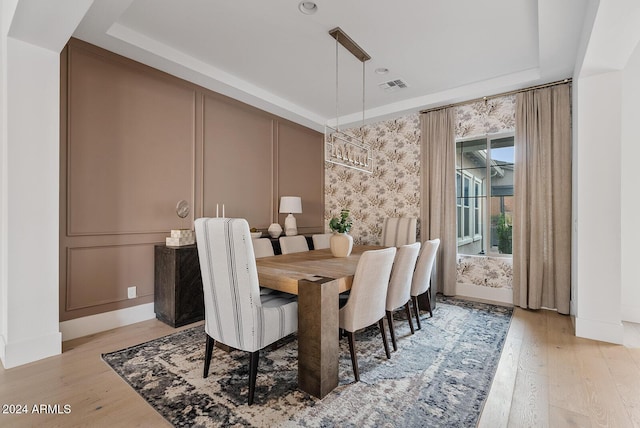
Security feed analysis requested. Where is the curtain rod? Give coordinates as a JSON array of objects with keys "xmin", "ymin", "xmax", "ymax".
[{"xmin": 419, "ymin": 78, "xmax": 572, "ymax": 114}]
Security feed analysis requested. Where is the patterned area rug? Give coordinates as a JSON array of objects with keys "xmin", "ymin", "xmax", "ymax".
[{"xmin": 102, "ymin": 297, "xmax": 512, "ymax": 427}]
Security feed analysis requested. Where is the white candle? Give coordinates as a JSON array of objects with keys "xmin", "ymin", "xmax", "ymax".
[
  {"xmin": 216, "ymin": 204, "xmax": 219, "ymax": 218},
  {"xmin": 222, "ymin": 204, "xmax": 225, "ymax": 218}
]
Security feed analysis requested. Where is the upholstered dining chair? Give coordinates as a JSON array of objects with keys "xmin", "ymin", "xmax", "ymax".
[
  {"xmin": 251, "ymin": 237, "xmax": 278, "ymax": 297},
  {"xmin": 312, "ymin": 233, "xmax": 332, "ymax": 250},
  {"xmin": 194, "ymin": 217, "xmax": 298, "ymax": 405},
  {"xmin": 385, "ymin": 242, "xmax": 421, "ymax": 351},
  {"xmin": 279, "ymin": 235, "xmax": 309, "ymax": 254},
  {"xmin": 339, "ymin": 246, "xmax": 396, "ymax": 382},
  {"xmin": 381, "ymin": 217, "xmax": 417, "ymax": 247},
  {"xmin": 410, "ymin": 238, "xmax": 440, "ymax": 329},
  {"xmin": 252, "ymin": 238, "xmax": 274, "ymax": 258}
]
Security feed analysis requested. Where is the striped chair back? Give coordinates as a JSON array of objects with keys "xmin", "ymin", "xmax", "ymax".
[
  {"xmin": 195, "ymin": 218, "xmax": 284, "ymax": 352},
  {"xmin": 381, "ymin": 217, "xmax": 417, "ymax": 247}
]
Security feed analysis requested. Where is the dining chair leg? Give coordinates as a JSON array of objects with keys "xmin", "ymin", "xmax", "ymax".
[
  {"xmin": 425, "ymin": 290, "xmax": 433, "ymax": 318},
  {"xmin": 248, "ymin": 350, "xmax": 260, "ymax": 405},
  {"xmin": 378, "ymin": 318, "xmax": 391, "ymax": 360},
  {"xmin": 346, "ymin": 331, "xmax": 360, "ymax": 382},
  {"xmin": 203, "ymin": 334, "xmax": 215, "ymax": 378},
  {"xmin": 386, "ymin": 310, "xmax": 398, "ymax": 351},
  {"xmin": 412, "ymin": 296, "xmax": 422, "ymax": 330},
  {"xmin": 405, "ymin": 302, "xmax": 415, "ymax": 334}
]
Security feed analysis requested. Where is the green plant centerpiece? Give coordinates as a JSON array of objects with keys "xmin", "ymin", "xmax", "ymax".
[
  {"xmin": 329, "ymin": 209, "xmax": 352, "ymax": 233},
  {"xmin": 328, "ymin": 209, "xmax": 353, "ymax": 257}
]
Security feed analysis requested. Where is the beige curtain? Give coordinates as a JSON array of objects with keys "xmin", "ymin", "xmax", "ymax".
[
  {"xmin": 420, "ymin": 109, "xmax": 457, "ymax": 296},
  {"xmin": 513, "ymin": 84, "xmax": 571, "ymax": 314}
]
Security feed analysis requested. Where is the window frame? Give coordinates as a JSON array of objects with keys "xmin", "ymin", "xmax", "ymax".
[
  {"xmin": 455, "ymin": 131, "xmax": 514, "ymax": 257},
  {"xmin": 456, "ymin": 170, "xmax": 483, "ymax": 246},
  {"xmin": 473, "ymin": 177, "xmax": 482, "ymax": 242}
]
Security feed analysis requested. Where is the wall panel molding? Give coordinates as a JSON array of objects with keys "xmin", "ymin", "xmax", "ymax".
[
  {"xmin": 276, "ymin": 121, "xmax": 324, "ymax": 233},
  {"xmin": 66, "ymin": 243, "xmax": 155, "ymax": 312},
  {"xmin": 60, "ymin": 38, "xmax": 323, "ymax": 321},
  {"xmin": 66, "ymin": 41, "xmax": 196, "ymax": 236}
]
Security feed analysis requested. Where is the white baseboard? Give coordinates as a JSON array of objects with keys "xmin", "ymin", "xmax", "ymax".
[
  {"xmin": 59, "ymin": 303, "xmax": 156, "ymax": 341},
  {"xmin": 1, "ymin": 331, "xmax": 62, "ymax": 369},
  {"xmin": 575, "ymin": 316, "xmax": 624, "ymax": 344},
  {"xmin": 456, "ymin": 283, "xmax": 513, "ymax": 305},
  {"xmin": 622, "ymin": 304, "xmax": 640, "ymax": 323}
]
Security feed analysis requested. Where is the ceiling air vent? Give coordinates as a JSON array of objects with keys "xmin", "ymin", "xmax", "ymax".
[{"xmin": 378, "ymin": 79, "xmax": 409, "ymax": 92}]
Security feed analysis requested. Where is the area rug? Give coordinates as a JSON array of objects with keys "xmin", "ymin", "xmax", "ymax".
[{"xmin": 102, "ymin": 297, "xmax": 512, "ymax": 427}]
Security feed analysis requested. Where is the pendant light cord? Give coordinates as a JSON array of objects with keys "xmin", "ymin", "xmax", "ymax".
[
  {"xmin": 362, "ymin": 60, "xmax": 365, "ymax": 137},
  {"xmin": 335, "ymin": 36, "xmax": 339, "ymax": 132}
]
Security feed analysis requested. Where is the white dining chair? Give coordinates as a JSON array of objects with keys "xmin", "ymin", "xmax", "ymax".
[
  {"xmin": 251, "ymin": 237, "xmax": 279, "ymax": 297},
  {"xmin": 312, "ymin": 233, "xmax": 332, "ymax": 250},
  {"xmin": 385, "ymin": 242, "xmax": 421, "ymax": 351},
  {"xmin": 381, "ymin": 217, "xmax": 417, "ymax": 247},
  {"xmin": 339, "ymin": 246, "xmax": 396, "ymax": 382},
  {"xmin": 194, "ymin": 217, "xmax": 298, "ymax": 405},
  {"xmin": 279, "ymin": 235, "xmax": 309, "ymax": 254},
  {"xmin": 410, "ymin": 238, "xmax": 440, "ymax": 329},
  {"xmin": 252, "ymin": 238, "xmax": 274, "ymax": 258}
]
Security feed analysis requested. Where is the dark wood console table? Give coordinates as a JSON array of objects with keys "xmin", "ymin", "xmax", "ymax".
[
  {"xmin": 154, "ymin": 244, "xmax": 204, "ymax": 327},
  {"xmin": 153, "ymin": 235, "xmax": 316, "ymax": 328}
]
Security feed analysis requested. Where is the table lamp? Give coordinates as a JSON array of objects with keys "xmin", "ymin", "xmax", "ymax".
[{"xmin": 279, "ymin": 196, "xmax": 302, "ymax": 236}]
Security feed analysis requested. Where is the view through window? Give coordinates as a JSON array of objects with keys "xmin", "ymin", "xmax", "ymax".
[{"xmin": 456, "ymin": 133, "xmax": 514, "ymax": 256}]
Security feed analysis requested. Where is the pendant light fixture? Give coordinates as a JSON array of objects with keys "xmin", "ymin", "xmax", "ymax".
[{"xmin": 324, "ymin": 27, "xmax": 373, "ymax": 174}]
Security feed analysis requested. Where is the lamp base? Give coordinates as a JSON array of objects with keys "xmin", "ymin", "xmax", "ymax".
[{"xmin": 284, "ymin": 213, "xmax": 298, "ymax": 236}]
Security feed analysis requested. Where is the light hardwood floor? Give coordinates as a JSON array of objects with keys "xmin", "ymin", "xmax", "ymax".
[{"xmin": 1, "ymin": 308, "xmax": 639, "ymax": 427}]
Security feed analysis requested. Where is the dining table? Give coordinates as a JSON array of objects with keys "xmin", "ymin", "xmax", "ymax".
[{"xmin": 255, "ymin": 245, "xmax": 383, "ymax": 399}]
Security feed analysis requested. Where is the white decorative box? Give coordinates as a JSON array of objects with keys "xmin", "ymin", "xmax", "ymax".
[
  {"xmin": 171, "ymin": 229, "xmax": 194, "ymax": 239},
  {"xmin": 166, "ymin": 229, "xmax": 195, "ymax": 246}
]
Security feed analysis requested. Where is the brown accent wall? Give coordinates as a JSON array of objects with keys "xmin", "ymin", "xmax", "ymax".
[
  {"xmin": 201, "ymin": 94, "xmax": 274, "ymax": 228},
  {"xmin": 60, "ymin": 38, "xmax": 323, "ymax": 321},
  {"xmin": 277, "ymin": 121, "xmax": 325, "ymax": 233}
]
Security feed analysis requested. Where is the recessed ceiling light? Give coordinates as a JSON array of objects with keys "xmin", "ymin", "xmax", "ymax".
[
  {"xmin": 375, "ymin": 67, "xmax": 389, "ymax": 75},
  {"xmin": 298, "ymin": 1, "xmax": 318, "ymax": 15}
]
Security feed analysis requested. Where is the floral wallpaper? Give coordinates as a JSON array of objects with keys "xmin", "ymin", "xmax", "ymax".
[
  {"xmin": 323, "ymin": 94, "xmax": 516, "ymax": 291},
  {"xmin": 324, "ymin": 114, "xmax": 421, "ymax": 245},
  {"xmin": 457, "ymin": 255, "xmax": 513, "ymax": 289},
  {"xmin": 455, "ymin": 95, "xmax": 516, "ymax": 138}
]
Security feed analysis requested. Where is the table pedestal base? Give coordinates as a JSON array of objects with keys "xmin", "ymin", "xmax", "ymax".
[{"xmin": 297, "ymin": 277, "xmax": 339, "ymax": 398}]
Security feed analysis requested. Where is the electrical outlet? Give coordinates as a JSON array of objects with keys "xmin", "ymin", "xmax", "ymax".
[{"xmin": 127, "ymin": 286, "xmax": 137, "ymax": 299}]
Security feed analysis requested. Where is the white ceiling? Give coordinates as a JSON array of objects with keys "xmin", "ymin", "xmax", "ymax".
[{"xmin": 73, "ymin": 0, "xmax": 590, "ymax": 131}]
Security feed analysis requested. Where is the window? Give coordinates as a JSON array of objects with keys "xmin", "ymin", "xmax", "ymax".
[{"xmin": 456, "ymin": 133, "xmax": 514, "ymax": 256}]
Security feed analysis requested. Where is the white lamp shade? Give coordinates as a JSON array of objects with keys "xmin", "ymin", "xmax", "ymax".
[{"xmin": 279, "ymin": 196, "xmax": 302, "ymax": 214}]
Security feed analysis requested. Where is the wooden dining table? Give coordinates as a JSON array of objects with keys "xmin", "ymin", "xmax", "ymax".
[{"xmin": 255, "ymin": 245, "xmax": 382, "ymax": 399}]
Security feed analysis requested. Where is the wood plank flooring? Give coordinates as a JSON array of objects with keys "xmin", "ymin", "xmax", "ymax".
[
  {"xmin": 479, "ymin": 309, "xmax": 640, "ymax": 428},
  {"xmin": 1, "ymin": 307, "xmax": 639, "ymax": 427}
]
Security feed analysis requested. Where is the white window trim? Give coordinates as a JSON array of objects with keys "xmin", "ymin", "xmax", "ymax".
[
  {"xmin": 456, "ymin": 131, "xmax": 515, "ymax": 257},
  {"xmin": 473, "ymin": 177, "xmax": 482, "ymax": 242}
]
